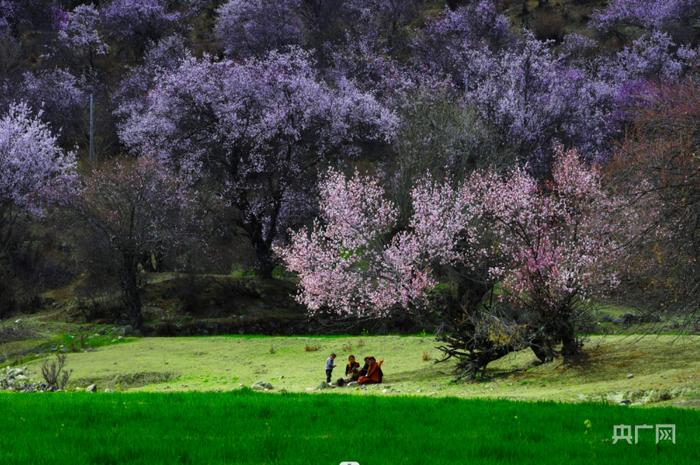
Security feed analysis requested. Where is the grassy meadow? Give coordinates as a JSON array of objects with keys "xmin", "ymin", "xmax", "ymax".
[
  {"xmin": 3, "ymin": 316, "xmax": 699, "ymax": 464},
  {"xmin": 1, "ymin": 391, "xmax": 698, "ymax": 465},
  {"xmin": 10, "ymin": 334, "xmax": 698, "ymax": 406}
]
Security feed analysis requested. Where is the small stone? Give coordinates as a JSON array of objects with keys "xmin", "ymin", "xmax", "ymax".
[
  {"xmin": 382, "ymin": 389, "xmax": 389, "ymax": 394},
  {"xmin": 86, "ymin": 384, "xmax": 97, "ymax": 392},
  {"xmin": 626, "ymin": 373, "xmax": 634, "ymax": 379},
  {"xmin": 252, "ymin": 381, "xmax": 273, "ymax": 391},
  {"xmin": 620, "ymin": 399, "xmax": 631, "ymax": 405}
]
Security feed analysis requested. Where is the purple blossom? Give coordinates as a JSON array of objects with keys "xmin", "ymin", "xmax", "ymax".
[
  {"xmin": 592, "ymin": 0, "xmax": 700, "ymax": 31},
  {"xmin": 215, "ymin": 0, "xmax": 303, "ymax": 57},
  {"xmin": 342, "ymin": 0, "xmax": 424, "ymax": 49},
  {"xmin": 0, "ymin": 0, "xmax": 15, "ymax": 31},
  {"xmin": 113, "ymin": 35, "xmax": 191, "ymax": 122},
  {"xmin": 412, "ymin": 1, "xmax": 513, "ymax": 84},
  {"xmin": 102, "ymin": 0, "xmax": 180, "ymax": 42},
  {"xmin": 597, "ymin": 31, "xmax": 699, "ymax": 114},
  {"xmin": 560, "ymin": 33, "xmax": 598, "ymax": 64},
  {"xmin": 464, "ymin": 32, "xmax": 616, "ymax": 170},
  {"xmin": 57, "ymin": 4, "xmax": 108, "ymax": 56},
  {"xmin": 0, "ymin": 102, "xmax": 76, "ymax": 216},
  {"xmin": 116, "ymin": 48, "xmax": 398, "ymax": 275},
  {"xmin": 17, "ymin": 69, "xmax": 86, "ymax": 141},
  {"xmin": 599, "ymin": 31, "xmax": 698, "ymax": 83}
]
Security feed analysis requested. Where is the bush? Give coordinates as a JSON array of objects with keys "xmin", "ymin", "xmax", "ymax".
[{"xmin": 41, "ymin": 354, "xmax": 72, "ymax": 391}]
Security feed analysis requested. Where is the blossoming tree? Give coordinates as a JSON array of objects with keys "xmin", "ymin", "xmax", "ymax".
[
  {"xmin": 278, "ymin": 147, "xmax": 633, "ymax": 376},
  {"xmin": 0, "ymin": 103, "xmax": 76, "ymax": 218},
  {"xmin": 66, "ymin": 157, "xmax": 198, "ymax": 330},
  {"xmin": 215, "ymin": 0, "xmax": 303, "ymax": 58},
  {"xmin": 0, "ymin": 103, "xmax": 76, "ymax": 314},
  {"xmin": 117, "ymin": 48, "xmax": 398, "ymax": 277}
]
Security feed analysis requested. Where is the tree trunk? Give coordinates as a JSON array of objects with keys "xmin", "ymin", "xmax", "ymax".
[
  {"xmin": 560, "ymin": 323, "xmax": 579, "ymax": 360},
  {"xmin": 530, "ymin": 335, "xmax": 555, "ymax": 363},
  {"xmin": 253, "ymin": 242, "xmax": 275, "ymax": 279},
  {"xmin": 121, "ymin": 260, "xmax": 144, "ymax": 330},
  {"xmin": 125, "ymin": 287, "xmax": 143, "ymax": 330},
  {"xmin": 247, "ymin": 203, "xmax": 280, "ymax": 280}
]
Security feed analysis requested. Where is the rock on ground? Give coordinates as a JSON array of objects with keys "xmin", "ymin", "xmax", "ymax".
[{"xmin": 251, "ymin": 381, "xmax": 273, "ymax": 391}]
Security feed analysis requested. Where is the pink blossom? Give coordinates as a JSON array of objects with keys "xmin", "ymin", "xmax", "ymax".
[{"xmin": 278, "ymin": 146, "xmax": 634, "ymax": 318}]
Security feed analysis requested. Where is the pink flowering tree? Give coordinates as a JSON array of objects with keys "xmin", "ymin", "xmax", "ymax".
[
  {"xmin": 277, "ymin": 166, "xmax": 519, "ymax": 378},
  {"xmin": 477, "ymin": 147, "xmax": 627, "ymax": 360},
  {"xmin": 278, "ymin": 147, "xmax": 631, "ymax": 377},
  {"xmin": 276, "ymin": 169, "xmax": 433, "ymax": 317}
]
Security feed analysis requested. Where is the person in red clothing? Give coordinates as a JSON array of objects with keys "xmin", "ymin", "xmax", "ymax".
[{"xmin": 357, "ymin": 356, "xmax": 383, "ymax": 384}]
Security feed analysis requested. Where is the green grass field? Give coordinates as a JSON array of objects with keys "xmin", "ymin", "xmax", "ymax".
[
  {"xmin": 1, "ymin": 391, "xmax": 697, "ymax": 465},
  {"xmin": 15, "ymin": 334, "xmax": 700, "ymax": 407},
  {"xmin": 3, "ymin": 318, "xmax": 699, "ymax": 463}
]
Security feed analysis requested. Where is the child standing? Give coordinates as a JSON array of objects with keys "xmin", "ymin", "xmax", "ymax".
[{"xmin": 325, "ymin": 353, "xmax": 336, "ymax": 384}]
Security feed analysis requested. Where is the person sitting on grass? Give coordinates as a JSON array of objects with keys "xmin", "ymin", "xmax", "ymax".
[
  {"xmin": 345, "ymin": 355, "xmax": 360, "ymax": 381},
  {"xmin": 357, "ymin": 357, "xmax": 383, "ymax": 385},
  {"xmin": 325, "ymin": 353, "xmax": 336, "ymax": 384},
  {"xmin": 358, "ymin": 356, "xmax": 370, "ymax": 378}
]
